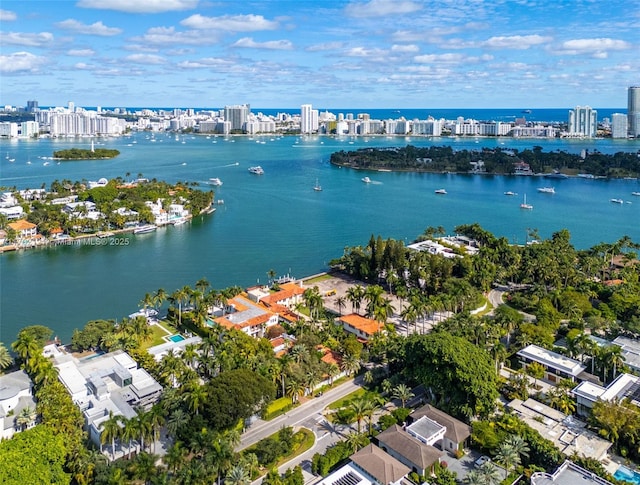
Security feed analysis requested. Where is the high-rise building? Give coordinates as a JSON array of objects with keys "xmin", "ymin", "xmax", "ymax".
[
  {"xmin": 300, "ymin": 104, "xmax": 318, "ymax": 133},
  {"xmin": 611, "ymin": 113, "xmax": 628, "ymax": 139},
  {"xmin": 26, "ymin": 100, "xmax": 38, "ymax": 112},
  {"xmin": 628, "ymin": 86, "xmax": 640, "ymax": 137},
  {"xmin": 568, "ymin": 106, "xmax": 597, "ymax": 137},
  {"xmin": 223, "ymin": 104, "xmax": 250, "ymax": 131}
]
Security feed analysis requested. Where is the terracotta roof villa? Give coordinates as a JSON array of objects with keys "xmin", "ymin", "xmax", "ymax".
[
  {"xmin": 210, "ymin": 293, "xmax": 279, "ymax": 338},
  {"xmin": 337, "ymin": 313, "xmax": 383, "ymax": 342}
]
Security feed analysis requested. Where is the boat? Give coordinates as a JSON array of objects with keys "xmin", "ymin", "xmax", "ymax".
[
  {"xmin": 537, "ymin": 187, "xmax": 555, "ymax": 194},
  {"xmin": 248, "ymin": 166, "xmax": 264, "ymax": 175},
  {"xmin": 632, "ymin": 192, "xmax": 640, "ymax": 196},
  {"xmin": 134, "ymin": 224, "xmax": 157, "ymax": 234},
  {"xmin": 504, "ymin": 191, "xmax": 517, "ymax": 196},
  {"xmin": 209, "ymin": 177, "xmax": 223, "ymax": 186},
  {"xmin": 610, "ymin": 198, "xmax": 624, "ymax": 204},
  {"xmin": 313, "ymin": 178, "xmax": 322, "ymax": 191},
  {"xmin": 435, "ymin": 189, "xmax": 447, "ymax": 195},
  {"xmin": 520, "ymin": 194, "xmax": 533, "ymax": 210},
  {"xmin": 362, "ymin": 176, "xmax": 371, "ymax": 183},
  {"xmin": 522, "ymin": 109, "xmax": 532, "ymax": 114},
  {"xmin": 172, "ymin": 218, "xmax": 187, "ymax": 226},
  {"xmin": 545, "ymin": 170, "xmax": 568, "ymax": 179}
]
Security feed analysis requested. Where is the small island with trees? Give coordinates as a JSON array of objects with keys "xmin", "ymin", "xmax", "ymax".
[
  {"xmin": 53, "ymin": 147, "xmax": 120, "ymax": 160},
  {"xmin": 330, "ymin": 145, "xmax": 640, "ymax": 178}
]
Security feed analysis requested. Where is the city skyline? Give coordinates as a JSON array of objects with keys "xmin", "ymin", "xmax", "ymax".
[{"xmin": 0, "ymin": 0, "xmax": 638, "ymax": 109}]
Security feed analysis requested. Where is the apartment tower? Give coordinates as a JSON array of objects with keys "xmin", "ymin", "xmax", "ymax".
[{"xmin": 628, "ymin": 86, "xmax": 640, "ymax": 137}]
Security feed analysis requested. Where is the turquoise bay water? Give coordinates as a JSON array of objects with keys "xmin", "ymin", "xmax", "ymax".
[{"xmin": 1, "ymin": 133, "xmax": 639, "ymax": 344}]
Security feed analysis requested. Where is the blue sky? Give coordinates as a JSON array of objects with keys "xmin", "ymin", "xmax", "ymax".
[{"xmin": 1, "ymin": 0, "xmax": 638, "ymax": 109}]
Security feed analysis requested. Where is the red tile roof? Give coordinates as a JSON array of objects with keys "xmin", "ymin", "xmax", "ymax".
[{"xmin": 338, "ymin": 313, "xmax": 381, "ymax": 337}]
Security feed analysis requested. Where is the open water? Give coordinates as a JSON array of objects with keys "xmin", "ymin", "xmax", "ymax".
[{"xmin": 1, "ymin": 127, "xmax": 639, "ymax": 345}]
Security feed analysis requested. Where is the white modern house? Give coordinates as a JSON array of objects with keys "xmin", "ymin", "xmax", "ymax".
[
  {"xmin": 52, "ymin": 349, "xmax": 162, "ymax": 459},
  {"xmin": 531, "ymin": 461, "xmax": 614, "ymax": 485},
  {"xmin": 517, "ymin": 344, "xmax": 587, "ymax": 383},
  {"xmin": 0, "ymin": 370, "xmax": 37, "ymax": 440},
  {"xmin": 573, "ymin": 373, "xmax": 640, "ymax": 417},
  {"xmin": 612, "ymin": 336, "xmax": 640, "ymax": 374}
]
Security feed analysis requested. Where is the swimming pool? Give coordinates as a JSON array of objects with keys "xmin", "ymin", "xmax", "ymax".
[
  {"xmin": 614, "ymin": 466, "xmax": 640, "ymax": 485},
  {"xmin": 168, "ymin": 334, "xmax": 185, "ymax": 343}
]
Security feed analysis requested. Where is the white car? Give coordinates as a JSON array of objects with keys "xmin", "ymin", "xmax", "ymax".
[{"xmin": 475, "ymin": 456, "xmax": 490, "ymax": 467}]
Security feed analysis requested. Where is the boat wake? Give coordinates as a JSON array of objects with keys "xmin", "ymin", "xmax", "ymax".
[{"xmin": 215, "ymin": 162, "xmax": 240, "ymax": 168}]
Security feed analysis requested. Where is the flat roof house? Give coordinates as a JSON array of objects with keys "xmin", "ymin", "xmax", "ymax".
[
  {"xmin": 531, "ymin": 460, "xmax": 614, "ymax": 485},
  {"xmin": 52, "ymin": 348, "xmax": 163, "ymax": 459},
  {"xmin": 573, "ymin": 373, "xmax": 640, "ymax": 417},
  {"xmin": 517, "ymin": 344, "xmax": 587, "ymax": 383},
  {"xmin": 612, "ymin": 336, "xmax": 640, "ymax": 374}
]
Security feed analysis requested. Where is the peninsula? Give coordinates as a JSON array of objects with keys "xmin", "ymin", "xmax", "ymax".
[
  {"xmin": 53, "ymin": 147, "xmax": 120, "ymax": 160},
  {"xmin": 329, "ymin": 145, "xmax": 640, "ymax": 178}
]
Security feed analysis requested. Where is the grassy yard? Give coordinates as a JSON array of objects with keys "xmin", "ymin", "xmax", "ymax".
[
  {"xmin": 327, "ymin": 388, "xmax": 368, "ymax": 410},
  {"xmin": 142, "ymin": 325, "xmax": 171, "ymax": 348},
  {"xmin": 303, "ymin": 273, "xmax": 333, "ymax": 284},
  {"xmin": 263, "ymin": 396, "xmax": 297, "ymax": 420}
]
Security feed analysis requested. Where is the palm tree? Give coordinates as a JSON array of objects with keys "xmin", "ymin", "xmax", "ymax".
[
  {"xmin": 164, "ymin": 441, "xmax": 188, "ymax": 475},
  {"xmin": 121, "ymin": 416, "xmax": 138, "ymax": 459},
  {"xmin": 100, "ymin": 411, "xmax": 122, "ymax": 461},
  {"xmin": 392, "ymin": 383, "xmax": 414, "ymax": 408},
  {"xmin": 341, "ymin": 353, "xmax": 361, "ymax": 377},
  {"xmin": 165, "ymin": 409, "xmax": 189, "ymax": 438},
  {"xmin": 136, "ymin": 408, "xmax": 154, "ymax": 453},
  {"xmin": 495, "ymin": 442, "xmax": 520, "ymax": 475},
  {"xmin": 477, "ymin": 461, "xmax": 502, "ymax": 485},
  {"xmin": 16, "ymin": 405, "xmax": 36, "ymax": 431},
  {"xmin": 525, "ymin": 362, "xmax": 545, "ymax": 389},
  {"xmin": 225, "ymin": 464, "xmax": 251, "ymax": 485},
  {"xmin": 286, "ymin": 379, "xmax": 305, "ymax": 404},
  {"xmin": 346, "ymin": 285, "xmax": 366, "ymax": 315},
  {"xmin": 345, "ymin": 432, "xmax": 368, "ymax": 453},
  {"xmin": 130, "ymin": 452, "xmax": 158, "ymax": 484},
  {"xmin": 0, "ymin": 342, "xmax": 13, "ymax": 370},
  {"xmin": 349, "ymin": 397, "xmax": 371, "ymax": 433},
  {"xmin": 504, "ymin": 434, "xmax": 530, "ymax": 461},
  {"xmin": 327, "ymin": 362, "xmax": 340, "ymax": 386},
  {"xmin": 336, "ymin": 296, "xmax": 347, "ymax": 316},
  {"xmin": 148, "ymin": 403, "xmax": 165, "ymax": 453},
  {"xmin": 183, "ymin": 382, "xmax": 207, "ymax": 415},
  {"xmin": 11, "ymin": 333, "xmax": 40, "ymax": 364}
]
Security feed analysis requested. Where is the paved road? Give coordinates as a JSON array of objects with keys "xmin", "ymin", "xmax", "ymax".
[
  {"xmin": 238, "ymin": 377, "xmax": 363, "ymax": 451},
  {"xmin": 487, "ymin": 289, "xmax": 505, "ymax": 313}
]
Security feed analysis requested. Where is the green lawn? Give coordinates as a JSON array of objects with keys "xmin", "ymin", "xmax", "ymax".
[
  {"xmin": 263, "ymin": 397, "xmax": 296, "ymax": 420},
  {"xmin": 327, "ymin": 388, "xmax": 368, "ymax": 410},
  {"xmin": 142, "ymin": 325, "xmax": 170, "ymax": 348},
  {"xmin": 303, "ymin": 273, "xmax": 333, "ymax": 284}
]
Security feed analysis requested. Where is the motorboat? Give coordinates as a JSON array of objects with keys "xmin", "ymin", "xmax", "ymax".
[
  {"xmin": 632, "ymin": 192, "xmax": 640, "ymax": 196},
  {"xmin": 209, "ymin": 177, "xmax": 223, "ymax": 186},
  {"xmin": 435, "ymin": 188, "xmax": 447, "ymax": 194},
  {"xmin": 610, "ymin": 198, "xmax": 624, "ymax": 204},
  {"xmin": 504, "ymin": 191, "xmax": 517, "ymax": 196},
  {"xmin": 520, "ymin": 194, "xmax": 533, "ymax": 210},
  {"xmin": 134, "ymin": 224, "xmax": 157, "ymax": 234},
  {"xmin": 248, "ymin": 166, "xmax": 264, "ymax": 175},
  {"xmin": 362, "ymin": 176, "xmax": 371, "ymax": 183},
  {"xmin": 537, "ymin": 187, "xmax": 555, "ymax": 194},
  {"xmin": 313, "ymin": 178, "xmax": 322, "ymax": 191}
]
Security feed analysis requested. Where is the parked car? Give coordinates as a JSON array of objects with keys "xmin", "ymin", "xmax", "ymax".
[{"xmin": 475, "ymin": 456, "xmax": 490, "ymax": 467}]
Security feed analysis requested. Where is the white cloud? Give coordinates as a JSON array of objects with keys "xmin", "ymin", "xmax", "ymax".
[
  {"xmin": 482, "ymin": 34, "xmax": 552, "ymax": 49},
  {"xmin": 0, "ymin": 9, "xmax": 17, "ymax": 21},
  {"xmin": 56, "ymin": 19, "xmax": 122, "ymax": 36},
  {"xmin": 134, "ymin": 26, "xmax": 215, "ymax": 45},
  {"xmin": 0, "ymin": 51, "xmax": 47, "ymax": 73},
  {"xmin": 414, "ymin": 53, "xmax": 493, "ymax": 64},
  {"xmin": 180, "ymin": 14, "xmax": 278, "ymax": 31},
  {"xmin": 344, "ymin": 46, "xmax": 387, "ymax": 57},
  {"xmin": 177, "ymin": 57, "xmax": 235, "ymax": 68},
  {"xmin": 391, "ymin": 44, "xmax": 419, "ymax": 53},
  {"xmin": 305, "ymin": 41, "xmax": 345, "ymax": 52},
  {"xmin": 77, "ymin": 0, "xmax": 198, "ymax": 14},
  {"xmin": 345, "ymin": 0, "xmax": 421, "ymax": 18},
  {"xmin": 124, "ymin": 53, "xmax": 166, "ymax": 64},
  {"xmin": 554, "ymin": 38, "xmax": 631, "ymax": 58},
  {"xmin": 0, "ymin": 31, "xmax": 54, "ymax": 47},
  {"xmin": 67, "ymin": 48, "xmax": 95, "ymax": 56},
  {"xmin": 232, "ymin": 37, "xmax": 293, "ymax": 50}
]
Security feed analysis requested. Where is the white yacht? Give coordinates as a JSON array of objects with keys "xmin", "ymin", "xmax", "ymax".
[
  {"xmin": 209, "ymin": 178, "xmax": 223, "ymax": 186},
  {"xmin": 248, "ymin": 166, "xmax": 264, "ymax": 175}
]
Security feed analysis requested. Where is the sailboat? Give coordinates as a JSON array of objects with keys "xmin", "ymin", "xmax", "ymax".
[
  {"xmin": 520, "ymin": 194, "xmax": 533, "ymax": 210},
  {"xmin": 313, "ymin": 178, "xmax": 322, "ymax": 191}
]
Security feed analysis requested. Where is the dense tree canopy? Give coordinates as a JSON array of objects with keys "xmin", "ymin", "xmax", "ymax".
[
  {"xmin": 203, "ymin": 368, "xmax": 275, "ymax": 431},
  {"xmin": 0, "ymin": 425, "xmax": 70, "ymax": 484},
  {"xmin": 400, "ymin": 332, "xmax": 499, "ymax": 419}
]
